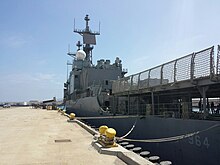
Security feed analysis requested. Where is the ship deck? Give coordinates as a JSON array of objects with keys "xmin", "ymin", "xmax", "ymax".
[{"xmin": 0, "ymin": 107, "xmax": 127, "ymax": 165}]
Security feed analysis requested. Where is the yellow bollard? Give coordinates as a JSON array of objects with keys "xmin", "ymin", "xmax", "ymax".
[
  {"xmin": 97, "ymin": 127, "xmax": 117, "ymax": 147},
  {"xmin": 69, "ymin": 113, "xmax": 75, "ymax": 120},
  {"xmin": 99, "ymin": 125, "xmax": 108, "ymax": 135},
  {"xmin": 105, "ymin": 128, "xmax": 116, "ymax": 140}
]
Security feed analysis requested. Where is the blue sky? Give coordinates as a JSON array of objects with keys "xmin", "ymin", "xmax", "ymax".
[{"xmin": 0, "ymin": 0, "xmax": 220, "ymax": 102}]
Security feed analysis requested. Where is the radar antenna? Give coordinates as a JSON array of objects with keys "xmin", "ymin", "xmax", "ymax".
[
  {"xmin": 67, "ymin": 41, "xmax": 82, "ymax": 58},
  {"xmin": 76, "ymin": 41, "xmax": 82, "ymax": 51}
]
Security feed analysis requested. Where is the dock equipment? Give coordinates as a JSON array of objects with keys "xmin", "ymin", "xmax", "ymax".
[
  {"xmin": 69, "ymin": 113, "xmax": 75, "ymax": 120},
  {"xmin": 97, "ymin": 125, "xmax": 117, "ymax": 147}
]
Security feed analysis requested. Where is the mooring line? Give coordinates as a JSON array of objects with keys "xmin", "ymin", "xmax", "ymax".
[
  {"xmin": 118, "ymin": 118, "xmax": 138, "ymax": 139},
  {"xmin": 120, "ymin": 124, "xmax": 220, "ymax": 143}
]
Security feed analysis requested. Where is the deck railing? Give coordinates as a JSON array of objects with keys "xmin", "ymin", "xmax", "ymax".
[{"xmin": 113, "ymin": 46, "xmax": 215, "ymax": 93}]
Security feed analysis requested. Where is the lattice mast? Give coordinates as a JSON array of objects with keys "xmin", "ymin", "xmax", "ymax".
[{"xmin": 73, "ymin": 15, "xmax": 100, "ymax": 64}]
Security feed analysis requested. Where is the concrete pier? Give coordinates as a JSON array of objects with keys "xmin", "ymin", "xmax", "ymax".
[{"xmin": 0, "ymin": 107, "xmax": 126, "ymax": 164}]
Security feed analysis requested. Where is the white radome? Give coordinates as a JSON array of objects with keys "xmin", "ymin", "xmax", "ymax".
[{"xmin": 76, "ymin": 50, "xmax": 86, "ymax": 60}]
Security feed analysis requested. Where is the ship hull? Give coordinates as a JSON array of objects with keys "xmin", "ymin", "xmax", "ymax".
[
  {"xmin": 66, "ymin": 97, "xmax": 220, "ymax": 165},
  {"xmin": 86, "ymin": 116, "xmax": 220, "ymax": 165},
  {"xmin": 66, "ymin": 96, "xmax": 110, "ymax": 117}
]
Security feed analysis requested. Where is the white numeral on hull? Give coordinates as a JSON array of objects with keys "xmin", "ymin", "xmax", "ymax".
[{"xmin": 188, "ymin": 136, "xmax": 210, "ymax": 148}]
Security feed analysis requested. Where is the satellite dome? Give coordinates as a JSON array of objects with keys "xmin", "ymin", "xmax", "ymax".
[{"xmin": 76, "ymin": 50, "xmax": 86, "ymax": 60}]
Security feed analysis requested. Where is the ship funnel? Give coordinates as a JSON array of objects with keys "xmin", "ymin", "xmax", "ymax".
[{"xmin": 76, "ymin": 50, "xmax": 86, "ymax": 60}]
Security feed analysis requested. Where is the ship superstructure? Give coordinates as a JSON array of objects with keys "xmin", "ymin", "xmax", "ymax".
[{"xmin": 64, "ymin": 15, "xmax": 127, "ymax": 114}]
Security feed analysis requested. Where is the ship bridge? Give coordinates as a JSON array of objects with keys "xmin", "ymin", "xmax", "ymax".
[{"xmin": 112, "ymin": 45, "xmax": 220, "ymax": 119}]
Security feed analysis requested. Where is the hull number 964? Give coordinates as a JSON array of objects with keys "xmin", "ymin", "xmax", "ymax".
[{"xmin": 188, "ymin": 135, "xmax": 210, "ymax": 148}]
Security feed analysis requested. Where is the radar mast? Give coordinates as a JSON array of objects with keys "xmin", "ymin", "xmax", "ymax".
[{"xmin": 74, "ymin": 15, "xmax": 100, "ymax": 64}]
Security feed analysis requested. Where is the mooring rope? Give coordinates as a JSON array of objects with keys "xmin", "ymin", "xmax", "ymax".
[
  {"xmin": 119, "ymin": 124, "xmax": 220, "ymax": 143},
  {"xmin": 99, "ymin": 107, "xmax": 108, "ymax": 113},
  {"xmin": 118, "ymin": 118, "xmax": 138, "ymax": 139}
]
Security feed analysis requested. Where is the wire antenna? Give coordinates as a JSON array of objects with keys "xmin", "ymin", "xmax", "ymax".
[
  {"xmin": 99, "ymin": 21, "xmax": 101, "ymax": 34},
  {"xmin": 68, "ymin": 44, "xmax": 70, "ymax": 53},
  {"xmin": 74, "ymin": 18, "xmax": 76, "ymax": 31}
]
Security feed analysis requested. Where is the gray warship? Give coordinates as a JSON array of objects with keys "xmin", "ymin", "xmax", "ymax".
[{"xmin": 64, "ymin": 15, "xmax": 220, "ymax": 165}]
